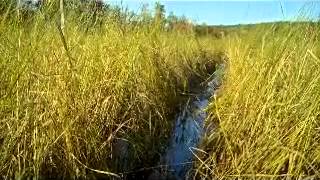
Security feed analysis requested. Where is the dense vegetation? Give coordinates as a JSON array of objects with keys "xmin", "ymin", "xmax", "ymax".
[
  {"xmin": 0, "ymin": 1, "xmax": 217, "ymax": 179},
  {"xmin": 1, "ymin": 1, "xmax": 320, "ymax": 179},
  {"xmin": 196, "ymin": 21, "xmax": 320, "ymax": 179}
]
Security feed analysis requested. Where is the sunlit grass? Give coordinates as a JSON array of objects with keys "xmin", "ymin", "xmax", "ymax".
[
  {"xmin": 197, "ymin": 22, "xmax": 320, "ymax": 179},
  {"xmin": 0, "ymin": 6, "xmax": 218, "ymax": 178},
  {"xmin": 4, "ymin": 2, "xmax": 319, "ymax": 179}
]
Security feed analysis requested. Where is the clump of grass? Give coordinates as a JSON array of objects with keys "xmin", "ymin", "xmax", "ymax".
[
  {"xmin": 196, "ymin": 21, "xmax": 320, "ymax": 179},
  {"xmin": 0, "ymin": 4, "xmax": 216, "ymax": 179}
]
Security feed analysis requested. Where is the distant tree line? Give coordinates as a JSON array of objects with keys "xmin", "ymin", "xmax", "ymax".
[
  {"xmin": 195, "ymin": 24, "xmax": 228, "ymax": 38},
  {"xmin": 0, "ymin": 1, "xmax": 199, "ymax": 34}
]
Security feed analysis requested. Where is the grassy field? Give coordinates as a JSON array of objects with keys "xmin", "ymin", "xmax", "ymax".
[
  {"xmin": 196, "ymin": 22, "xmax": 320, "ymax": 179},
  {"xmin": 0, "ymin": 3, "xmax": 219, "ymax": 179},
  {"xmin": 2, "ymin": 1, "xmax": 320, "ymax": 180}
]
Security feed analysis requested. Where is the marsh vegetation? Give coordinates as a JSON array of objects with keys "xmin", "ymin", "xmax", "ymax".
[{"xmin": 0, "ymin": 1, "xmax": 319, "ymax": 180}]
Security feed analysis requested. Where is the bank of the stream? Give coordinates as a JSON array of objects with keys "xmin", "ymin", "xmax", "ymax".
[
  {"xmin": 0, "ymin": 5, "xmax": 225, "ymax": 178},
  {"xmin": 149, "ymin": 64, "xmax": 224, "ymax": 180},
  {"xmin": 195, "ymin": 22, "xmax": 320, "ymax": 179},
  {"xmin": 109, "ymin": 58, "xmax": 224, "ymax": 180}
]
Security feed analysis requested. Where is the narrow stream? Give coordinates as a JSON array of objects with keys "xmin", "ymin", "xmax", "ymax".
[
  {"xmin": 114, "ymin": 64, "xmax": 224, "ymax": 180},
  {"xmin": 149, "ymin": 64, "xmax": 224, "ymax": 180}
]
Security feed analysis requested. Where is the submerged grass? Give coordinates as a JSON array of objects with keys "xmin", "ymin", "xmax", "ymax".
[
  {"xmin": 0, "ymin": 5, "xmax": 217, "ymax": 179},
  {"xmin": 197, "ymin": 22, "xmax": 320, "ymax": 179}
]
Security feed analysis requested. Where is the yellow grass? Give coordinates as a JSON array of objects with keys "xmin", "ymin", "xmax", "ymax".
[{"xmin": 197, "ymin": 22, "xmax": 320, "ymax": 179}]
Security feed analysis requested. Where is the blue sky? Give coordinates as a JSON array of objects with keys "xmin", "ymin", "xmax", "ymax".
[{"xmin": 107, "ymin": 1, "xmax": 320, "ymax": 25}]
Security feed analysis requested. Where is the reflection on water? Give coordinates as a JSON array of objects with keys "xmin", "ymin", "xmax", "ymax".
[{"xmin": 162, "ymin": 64, "xmax": 223, "ymax": 179}]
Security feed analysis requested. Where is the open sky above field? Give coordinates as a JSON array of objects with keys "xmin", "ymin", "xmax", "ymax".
[{"xmin": 108, "ymin": 1, "xmax": 320, "ymax": 25}]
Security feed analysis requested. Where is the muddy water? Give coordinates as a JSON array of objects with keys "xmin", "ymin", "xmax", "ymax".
[{"xmin": 150, "ymin": 64, "xmax": 224, "ymax": 180}]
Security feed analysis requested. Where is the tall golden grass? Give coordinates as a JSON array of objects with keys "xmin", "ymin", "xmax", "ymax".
[
  {"xmin": 0, "ymin": 4, "xmax": 217, "ymax": 178},
  {"xmin": 197, "ymin": 22, "xmax": 320, "ymax": 179}
]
